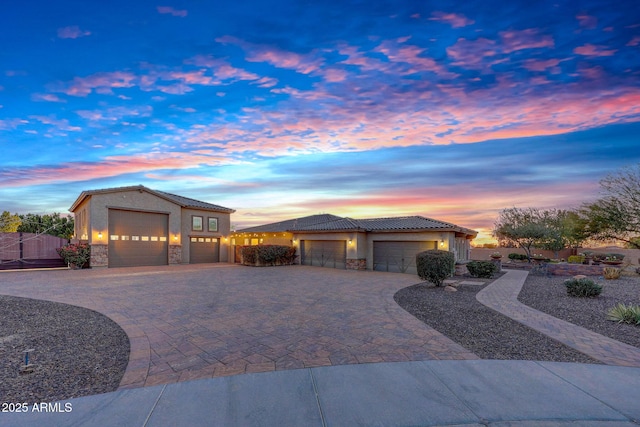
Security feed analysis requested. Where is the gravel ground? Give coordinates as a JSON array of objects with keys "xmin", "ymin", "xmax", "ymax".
[
  {"xmin": 518, "ymin": 274, "xmax": 640, "ymax": 349},
  {"xmin": 0, "ymin": 295, "xmax": 129, "ymax": 404},
  {"xmin": 394, "ymin": 276, "xmax": 601, "ymax": 363}
]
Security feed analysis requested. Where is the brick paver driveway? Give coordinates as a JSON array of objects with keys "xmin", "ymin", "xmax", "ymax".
[{"xmin": 0, "ymin": 264, "xmax": 476, "ymax": 389}]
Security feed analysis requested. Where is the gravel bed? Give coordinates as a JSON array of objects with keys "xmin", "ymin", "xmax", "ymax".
[
  {"xmin": 518, "ymin": 274, "xmax": 640, "ymax": 349},
  {"xmin": 0, "ymin": 295, "xmax": 129, "ymax": 404},
  {"xmin": 394, "ymin": 276, "xmax": 601, "ymax": 363}
]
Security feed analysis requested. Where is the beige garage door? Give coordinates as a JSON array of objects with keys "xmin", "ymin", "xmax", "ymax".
[
  {"xmin": 108, "ymin": 209, "xmax": 168, "ymax": 268},
  {"xmin": 373, "ymin": 241, "xmax": 437, "ymax": 274},
  {"xmin": 190, "ymin": 237, "xmax": 219, "ymax": 263},
  {"xmin": 301, "ymin": 240, "xmax": 346, "ymax": 269}
]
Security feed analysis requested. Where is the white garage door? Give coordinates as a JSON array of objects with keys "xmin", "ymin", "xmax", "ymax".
[
  {"xmin": 301, "ymin": 240, "xmax": 346, "ymax": 269},
  {"xmin": 373, "ymin": 241, "xmax": 437, "ymax": 274}
]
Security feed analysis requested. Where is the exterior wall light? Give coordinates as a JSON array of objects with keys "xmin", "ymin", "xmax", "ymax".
[
  {"xmin": 440, "ymin": 240, "xmax": 444, "ymax": 247},
  {"xmin": 98, "ymin": 232, "xmax": 103, "ymax": 239}
]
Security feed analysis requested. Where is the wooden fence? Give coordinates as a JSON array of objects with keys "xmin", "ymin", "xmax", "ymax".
[{"xmin": 0, "ymin": 232, "xmax": 69, "ymax": 270}]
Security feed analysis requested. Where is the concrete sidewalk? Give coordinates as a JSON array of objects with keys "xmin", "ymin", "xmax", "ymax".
[{"xmin": 5, "ymin": 360, "xmax": 640, "ymax": 426}]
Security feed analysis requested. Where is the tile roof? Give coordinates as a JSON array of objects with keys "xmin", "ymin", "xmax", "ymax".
[
  {"xmin": 152, "ymin": 189, "xmax": 235, "ymax": 212},
  {"xmin": 69, "ymin": 185, "xmax": 235, "ymax": 213},
  {"xmin": 238, "ymin": 213, "xmax": 477, "ymax": 236}
]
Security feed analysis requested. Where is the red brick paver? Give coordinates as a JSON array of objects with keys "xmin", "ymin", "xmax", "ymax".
[
  {"xmin": 0, "ymin": 264, "xmax": 477, "ymax": 389},
  {"xmin": 476, "ymin": 269, "xmax": 640, "ymax": 367}
]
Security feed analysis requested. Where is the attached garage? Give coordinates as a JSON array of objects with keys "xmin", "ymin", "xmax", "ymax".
[
  {"xmin": 108, "ymin": 209, "xmax": 169, "ymax": 268},
  {"xmin": 189, "ymin": 237, "xmax": 220, "ymax": 264},
  {"xmin": 373, "ymin": 241, "xmax": 437, "ymax": 274},
  {"xmin": 301, "ymin": 240, "xmax": 346, "ymax": 269}
]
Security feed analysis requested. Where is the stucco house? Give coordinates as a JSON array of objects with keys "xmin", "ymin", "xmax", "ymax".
[
  {"xmin": 232, "ymin": 214, "xmax": 477, "ymax": 274},
  {"xmin": 69, "ymin": 185, "xmax": 235, "ymax": 268}
]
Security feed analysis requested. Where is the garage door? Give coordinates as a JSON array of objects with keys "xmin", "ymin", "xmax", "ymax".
[
  {"xmin": 301, "ymin": 240, "xmax": 346, "ymax": 269},
  {"xmin": 108, "ymin": 209, "xmax": 168, "ymax": 268},
  {"xmin": 373, "ymin": 241, "xmax": 437, "ymax": 274},
  {"xmin": 190, "ymin": 237, "xmax": 219, "ymax": 263}
]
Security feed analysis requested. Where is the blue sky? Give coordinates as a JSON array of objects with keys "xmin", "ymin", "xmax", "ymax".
[{"xmin": 1, "ymin": 0, "xmax": 639, "ymax": 242}]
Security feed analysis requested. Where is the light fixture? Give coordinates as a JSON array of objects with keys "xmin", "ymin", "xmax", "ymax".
[
  {"xmin": 98, "ymin": 232, "xmax": 103, "ymax": 239},
  {"xmin": 348, "ymin": 239, "xmax": 353, "ymax": 245},
  {"xmin": 440, "ymin": 240, "xmax": 444, "ymax": 247},
  {"xmin": 174, "ymin": 235, "xmax": 179, "ymax": 241}
]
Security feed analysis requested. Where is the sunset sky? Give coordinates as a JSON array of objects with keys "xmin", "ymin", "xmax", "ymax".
[{"xmin": 1, "ymin": 0, "xmax": 639, "ymax": 243}]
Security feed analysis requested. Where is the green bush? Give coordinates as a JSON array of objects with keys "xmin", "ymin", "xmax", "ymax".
[
  {"xmin": 416, "ymin": 250, "xmax": 455, "ymax": 286},
  {"xmin": 607, "ymin": 304, "xmax": 640, "ymax": 325},
  {"xmin": 606, "ymin": 253, "xmax": 625, "ymax": 261},
  {"xmin": 564, "ymin": 278, "xmax": 602, "ymax": 297},
  {"xmin": 466, "ymin": 261, "xmax": 498, "ymax": 278},
  {"xmin": 567, "ymin": 255, "xmax": 585, "ymax": 264},
  {"xmin": 57, "ymin": 243, "xmax": 91, "ymax": 268},
  {"xmin": 508, "ymin": 253, "xmax": 527, "ymax": 261},
  {"xmin": 241, "ymin": 245, "xmax": 297, "ymax": 266}
]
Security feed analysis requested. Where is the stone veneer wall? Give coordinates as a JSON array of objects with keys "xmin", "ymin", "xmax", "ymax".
[
  {"xmin": 90, "ymin": 244, "xmax": 108, "ymax": 268},
  {"xmin": 346, "ymin": 258, "xmax": 366, "ymax": 270},
  {"xmin": 169, "ymin": 245, "xmax": 182, "ymax": 264},
  {"xmin": 547, "ymin": 263, "xmax": 606, "ymax": 276}
]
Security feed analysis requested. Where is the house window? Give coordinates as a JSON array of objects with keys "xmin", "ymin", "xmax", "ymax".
[
  {"xmin": 192, "ymin": 216, "xmax": 203, "ymax": 231},
  {"xmin": 208, "ymin": 217, "xmax": 218, "ymax": 232}
]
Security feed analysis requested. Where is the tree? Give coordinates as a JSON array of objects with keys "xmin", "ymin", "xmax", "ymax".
[
  {"xmin": 537, "ymin": 209, "xmax": 588, "ymax": 258},
  {"xmin": 17, "ymin": 213, "xmax": 74, "ymax": 239},
  {"xmin": 0, "ymin": 211, "xmax": 22, "ymax": 232},
  {"xmin": 581, "ymin": 164, "xmax": 640, "ymax": 249},
  {"xmin": 493, "ymin": 207, "xmax": 549, "ymax": 260}
]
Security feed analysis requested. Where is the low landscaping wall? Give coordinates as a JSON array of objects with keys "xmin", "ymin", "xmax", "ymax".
[{"xmin": 546, "ymin": 263, "xmax": 605, "ymax": 276}]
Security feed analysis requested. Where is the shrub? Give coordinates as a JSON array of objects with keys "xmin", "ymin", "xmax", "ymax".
[
  {"xmin": 564, "ymin": 278, "xmax": 602, "ymax": 297},
  {"xmin": 508, "ymin": 253, "xmax": 527, "ymax": 261},
  {"xmin": 57, "ymin": 243, "xmax": 91, "ymax": 268},
  {"xmin": 606, "ymin": 253, "xmax": 625, "ymax": 261},
  {"xmin": 466, "ymin": 261, "xmax": 498, "ymax": 278},
  {"xmin": 416, "ymin": 250, "xmax": 455, "ymax": 286},
  {"xmin": 241, "ymin": 245, "xmax": 297, "ymax": 266},
  {"xmin": 567, "ymin": 255, "xmax": 585, "ymax": 264},
  {"xmin": 603, "ymin": 267, "xmax": 621, "ymax": 280},
  {"xmin": 592, "ymin": 253, "xmax": 607, "ymax": 262},
  {"xmin": 607, "ymin": 304, "xmax": 640, "ymax": 325}
]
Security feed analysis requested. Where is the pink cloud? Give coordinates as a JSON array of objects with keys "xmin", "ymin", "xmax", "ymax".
[
  {"xmin": 626, "ymin": 36, "xmax": 640, "ymax": 47},
  {"xmin": 53, "ymin": 71, "xmax": 137, "ymax": 96},
  {"xmin": 429, "ymin": 11, "xmax": 475, "ymax": 28},
  {"xmin": 375, "ymin": 41, "xmax": 457, "ymax": 78},
  {"xmin": 576, "ymin": 14, "xmax": 597, "ymax": 29},
  {"xmin": 57, "ymin": 26, "xmax": 91, "ymax": 39},
  {"xmin": 446, "ymin": 38, "xmax": 497, "ymax": 69},
  {"xmin": 217, "ymin": 36, "xmax": 323, "ymax": 75},
  {"xmin": 31, "ymin": 93, "xmax": 65, "ymax": 103},
  {"xmin": 522, "ymin": 58, "xmax": 562, "ymax": 72},
  {"xmin": 157, "ymin": 6, "xmax": 187, "ymax": 17},
  {"xmin": 0, "ymin": 152, "xmax": 229, "ymax": 188},
  {"xmin": 323, "ymin": 68, "xmax": 349, "ymax": 83},
  {"xmin": 573, "ymin": 43, "xmax": 617, "ymax": 56},
  {"xmin": 499, "ymin": 29, "xmax": 554, "ymax": 53}
]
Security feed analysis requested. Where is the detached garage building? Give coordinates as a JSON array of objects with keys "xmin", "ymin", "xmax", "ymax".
[
  {"xmin": 233, "ymin": 214, "xmax": 477, "ymax": 275},
  {"xmin": 70, "ymin": 185, "xmax": 235, "ymax": 268}
]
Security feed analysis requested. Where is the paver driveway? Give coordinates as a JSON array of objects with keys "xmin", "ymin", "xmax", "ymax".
[{"xmin": 0, "ymin": 264, "xmax": 477, "ymax": 389}]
